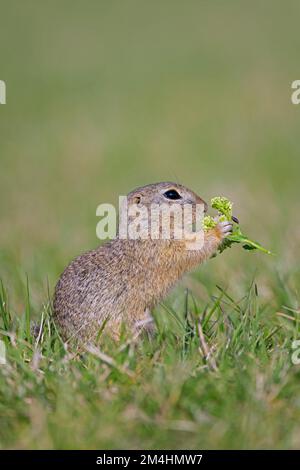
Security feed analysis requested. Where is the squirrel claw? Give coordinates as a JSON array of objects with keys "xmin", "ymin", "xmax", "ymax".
[{"xmin": 218, "ymin": 220, "xmax": 233, "ymax": 238}]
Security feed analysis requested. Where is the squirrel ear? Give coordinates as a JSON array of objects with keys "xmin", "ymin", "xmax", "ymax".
[{"xmin": 133, "ymin": 195, "xmax": 141, "ymax": 204}]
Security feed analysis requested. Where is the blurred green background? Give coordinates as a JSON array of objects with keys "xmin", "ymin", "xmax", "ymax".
[
  {"xmin": 1, "ymin": 0, "xmax": 300, "ymax": 450},
  {"xmin": 0, "ymin": 0, "xmax": 300, "ymax": 449}
]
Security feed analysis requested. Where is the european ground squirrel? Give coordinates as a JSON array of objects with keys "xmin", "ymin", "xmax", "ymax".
[{"xmin": 53, "ymin": 182, "xmax": 232, "ymax": 344}]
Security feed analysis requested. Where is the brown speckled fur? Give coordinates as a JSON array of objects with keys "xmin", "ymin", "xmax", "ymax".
[{"xmin": 53, "ymin": 182, "xmax": 228, "ymax": 344}]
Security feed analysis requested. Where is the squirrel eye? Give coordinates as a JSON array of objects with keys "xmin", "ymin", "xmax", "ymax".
[{"xmin": 163, "ymin": 189, "xmax": 182, "ymax": 200}]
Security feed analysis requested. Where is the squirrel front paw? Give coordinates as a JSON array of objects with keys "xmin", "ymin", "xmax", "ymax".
[{"xmin": 216, "ymin": 220, "xmax": 233, "ymax": 241}]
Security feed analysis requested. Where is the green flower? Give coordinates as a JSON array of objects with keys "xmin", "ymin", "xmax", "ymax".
[
  {"xmin": 202, "ymin": 215, "xmax": 217, "ymax": 231},
  {"xmin": 202, "ymin": 196, "xmax": 272, "ymax": 256},
  {"xmin": 211, "ymin": 196, "xmax": 233, "ymax": 220}
]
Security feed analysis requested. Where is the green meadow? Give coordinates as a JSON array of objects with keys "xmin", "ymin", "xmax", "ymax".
[{"xmin": 0, "ymin": 0, "xmax": 300, "ymax": 449}]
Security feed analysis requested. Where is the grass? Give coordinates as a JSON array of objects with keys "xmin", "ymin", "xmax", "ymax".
[
  {"xmin": 0, "ymin": 277, "xmax": 300, "ymax": 449},
  {"xmin": 1, "ymin": 0, "xmax": 300, "ymax": 449}
]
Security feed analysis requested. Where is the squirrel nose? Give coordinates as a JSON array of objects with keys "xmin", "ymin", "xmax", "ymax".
[
  {"xmin": 186, "ymin": 197, "xmax": 208, "ymax": 212},
  {"xmin": 197, "ymin": 199, "xmax": 208, "ymax": 213}
]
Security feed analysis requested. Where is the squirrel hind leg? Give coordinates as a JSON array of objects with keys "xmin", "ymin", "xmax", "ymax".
[{"xmin": 134, "ymin": 308, "xmax": 156, "ymax": 339}]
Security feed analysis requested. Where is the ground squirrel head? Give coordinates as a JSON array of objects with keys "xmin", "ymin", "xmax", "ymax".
[
  {"xmin": 119, "ymin": 182, "xmax": 208, "ymax": 242},
  {"xmin": 126, "ymin": 182, "xmax": 208, "ymax": 210}
]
